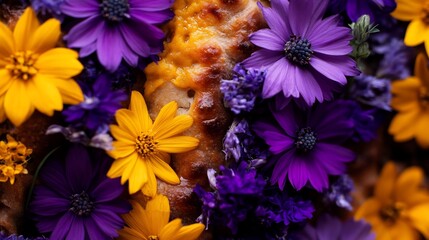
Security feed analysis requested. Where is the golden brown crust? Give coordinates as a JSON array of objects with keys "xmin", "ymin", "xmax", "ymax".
[{"xmin": 143, "ymin": 0, "xmax": 265, "ymax": 225}]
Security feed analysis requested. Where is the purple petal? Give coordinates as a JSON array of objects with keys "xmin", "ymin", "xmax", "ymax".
[
  {"xmin": 306, "ymin": 157, "xmax": 329, "ymax": 191},
  {"xmin": 271, "ymin": 103, "xmax": 300, "ymax": 136},
  {"xmin": 66, "ymin": 219, "xmax": 85, "ymax": 240},
  {"xmin": 252, "ymin": 121, "xmax": 293, "ymax": 154},
  {"xmin": 31, "ymin": 187, "xmax": 69, "ymax": 216},
  {"xmin": 314, "ymin": 143, "xmax": 355, "ymax": 175},
  {"xmin": 80, "ymin": 43, "xmax": 97, "ymax": 57},
  {"xmin": 129, "ymin": 0, "xmax": 173, "ymax": 11},
  {"xmin": 50, "ymin": 212, "xmax": 74, "ymax": 239},
  {"xmin": 92, "ymin": 209, "xmax": 124, "ymax": 237},
  {"xmin": 316, "ymin": 215, "xmax": 342, "ymax": 239},
  {"xmin": 288, "ymin": 156, "xmax": 309, "ymax": 190},
  {"xmin": 119, "ymin": 23, "xmax": 151, "ymax": 57},
  {"xmin": 84, "ymin": 218, "xmax": 109, "ymax": 240},
  {"xmin": 263, "ymin": 58, "xmax": 291, "ymax": 98},
  {"xmin": 281, "ymin": 64, "xmax": 301, "ymax": 98},
  {"xmin": 92, "ymin": 179, "xmax": 124, "ymax": 203},
  {"xmin": 294, "ymin": 67, "xmax": 323, "ymax": 105},
  {"xmin": 39, "ymin": 160, "xmax": 71, "ymax": 197},
  {"xmin": 66, "ymin": 145, "xmax": 93, "ymax": 193},
  {"xmin": 65, "ymin": 16, "xmax": 105, "ymax": 48},
  {"xmin": 61, "ymin": 0, "xmax": 99, "ymax": 18},
  {"xmin": 310, "ymin": 56, "xmax": 348, "ymax": 84},
  {"xmin": 250, "ymin": 29, "xmax": 285, "ymax": 51},
  {"xmin": 36, "ymin": 217, "xmax": 59, "ymax": 233},
  {"xmin": 315, "ymin": 53, "xmax": 360, "ymax": 77},
  {"xmin": 258, "ymin": 2, "xmax": 290, "ymax": 41},
  {"xmin": 242, "ymin": 49, "xmax": 282, "ymax": 69},
  {"xmin": 271, "ymin": 150, "xmax": 295, "ymax": 189},
  {"xmin": 97, "ymin": 26, "xmax": 123, "ymax": 72},
  {"xmin": 122, "ymin": 44, "xmax": 139, "ymax": 67},
  {"xmin": 129, "ymin": 8, "xmax": 173, "ymax": 24}
]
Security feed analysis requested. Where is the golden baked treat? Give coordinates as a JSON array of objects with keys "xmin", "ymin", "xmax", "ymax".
[{"xmin": 143, "ymin": 0, "xmax": 265, "ymax": 224}]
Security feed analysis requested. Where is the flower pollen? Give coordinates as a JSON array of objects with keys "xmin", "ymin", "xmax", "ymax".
[
  {"xmin": 100, "ymin": 0, "xmax": 130, "ymax": 22},
  {"xmin": 284, "ymin": 35, "xmax": 313, "ymax": 66},
  {"xmin": 379, "ymin": 202, "xmax": 404, "ymax": 224},
  {"xmin": 135, "ymin": 133, "xmax": 158, "ymax": 157},
  {"xmin": 5, "ymin": 51, "xmax": 39, "ymax": 81},
  {"xmin": 295, "ymin": 127, "xmax": 317, "ymax": 152},
  {"xmin": 69, "ymin": 191, "xmax": 94, "ymax": 216}
]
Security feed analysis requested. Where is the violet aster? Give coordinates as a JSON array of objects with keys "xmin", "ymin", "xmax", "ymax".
[
  {"xmin": 61, "ymin": 0, "xmax": 173, "ymax": 72},
  {"xmin": 242, "ymin": 0, "xmax": 359, "ymax": 106},
  {"xmin": 329, "ymin": 0, "xmax": 396, "ymax": 22},
  {"xmin": 63, "ymin": 75, "xmax": 127, "ymax": 134},
  {"xmin": 30, "ymin": 145, "xmax": 130, "ymax": 239},
  {"xmin": 294, "ymin": 214, "xmax": 375, "ymax": 240},
  {"xmin": 252, "ymin": 101, "xmax": 355, "ymax": 191}
]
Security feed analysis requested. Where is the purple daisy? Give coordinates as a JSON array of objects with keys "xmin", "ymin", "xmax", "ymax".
[
  {"xmin": 252, "ymin": 101, "xmax": 356, "ymax": 191},
  {"xmin": 242, "ymin": 0, "xmax": 359, "ymax": 106},
  {"xmin": 61, "ymin": 0, "xmax": 173, "ymax": 72},
  {"xmin": 30, "ymin": 145, "xmax": 130, "ymax": 239},
  {"xmin": 294, "ymin": 214, "xmax": 375, "ymax": 240},
  {"xmin": 62, "ymin": 75, "xmax": 127, "ymax": 134}
]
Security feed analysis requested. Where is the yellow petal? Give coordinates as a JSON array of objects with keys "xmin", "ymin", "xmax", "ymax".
[
  {"xmin": 389, "ymin": 219, "xmax": 420, "ymax": 240},
  {"xmin": 118, "ymin": 227, "xmax": 147, "ymax": 240},
  {"xmin": 414, "ymin": 53, "xmax": 429, "ymax": 89},
  {"xmin": 395, "ymin": 166, "xmax": 426, "ymax": 203},
  {"xmin": 355, "ymin": 198, "xmax": 382, "ymax": 220},
  {"xmin": 148, "ymin": 155, "xmax": 180, "ymax": 185},
  {"xmin": 109, "ymin": 141, "xmax": 135, "ymax": 160},
  {"xmin": 127, "ymin": 155, "xmax": 149, "ymax": 194},
  {"xmin": 374, "ymin": 162, "xmax": 397, "ymax": 204},
  {"xmin": 152, "ymin": 101, "xmax": 178, "ymax": 133},
  {"xmin": 28, "ymin": 19, "xmax": 60, "ymax": 54},
  {"xmin": 107, "ymin": 156, "xmax": 132, "ymax": 179},
  {"xmin": 145, "ymin": 195, "xmax": 170, "ymax": 223},
  {"xmin": 158, "ymin": 219, "xmax": 182, "ymax": 240},
  {"xmin": 4, "ymin": 81, "xmax": 33, "ymax": 126},
  {"xmin": 408, "ymin": 203, "xmax": 429, "ymax": 238},
  {"xmin": 391, "ymin": 1, "xmax": 424, "ymax": 21},
  {"xmin": 129, "ymin": 91, "xmax": 152, "ymax": 132},
  {"xmin": 391, "ymin": 77, "xmax": 421, "ymax": 95},
  {"xmin": 0, "ymin": 22, "xmax": 15, "ymax": 60},
  {"xmin": 13, "ymin": 8, "xmax": 40, "ymax": 51},
  {"xmin": 49, "ymin": 78, "xmax": 83, "ymax": 104},
  {"xmin": 0, "ymin": 69, "xmax": 12, "ymax": 96},
  {"xmin": 415, "ymin": 112, "xmax": 429, "ymax": 148},
  {"xmin": 388, "ymin": 110, "xmax": 420, "ymax": 142},
  {"xmin": 157, "ymin": 136, "xmax": 199, "ymax": 153},
  {"xmin": 0, "ymin": 95, "xmax": 6, "ymax": 123},
  {"xmin": 110, "ymin": 125, "xmax": 136, "ymax": 143},
  {"xmin": 115, "ymin": 109, "xmax": 141, "ymax": 136},
  {"xmin": 404, "ymin": 19, "xmax": 429, "ymax": 46},
  {"xmin": 174, "ymin": 223, "xmax": 205, "ymax": 240},
  {"xmin": 28, "ymin": 75, "xmax": 63, "ymax": 116},
  {"xmin": 141, "ymin": 166, "xmax": 157, "ymax": 197},
  {"xmin": 35, "ymin": 48, "xmax": 83, "ymax": 78},
  {"xmin": 154, "ymin": 115, "xmax": 194, "ymax": 140},
  {"xmin": 121, "ymin": 201, "xmax": 151, "ymax": 237}
]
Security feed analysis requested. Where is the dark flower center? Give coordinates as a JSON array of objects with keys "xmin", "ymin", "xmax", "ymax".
[
  {"xmin": 135, "ymin": 133, "xmax": 158, "ymax": 157},
  {"xmin": 100, "ymin": 0, "xmax": 130, "ymax": 22},
  {"xmin": 379, "ymin": 202, "xmax": 404, "ymax": 224},
  {"xmin": 295, "ymin": 127, "xmax": 317, "ymax": 152},
  {"xmin": 5, "ymin": 51, "xmax": 39, "ymax": 81},
  {"xmin": 69, "ymin": 191, "xmax": 94, "ymax": 216},
  {"xmin": 284, "ymin": 35, "xmax": 313, "ymax": 66}
]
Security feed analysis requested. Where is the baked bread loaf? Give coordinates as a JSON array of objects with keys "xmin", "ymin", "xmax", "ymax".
[{"xmin": 143, "ymin": 0, "xmax": 265, "ymax": 224}]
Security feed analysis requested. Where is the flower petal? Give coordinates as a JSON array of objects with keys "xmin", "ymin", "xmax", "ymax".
[
  {"xmin": 374, "ymin": 162, "xmax": 397, "ymax": 204},
  {"xmin": 35, "ymin": 48, "xmax": 83, "ymax": 78},
  {"xmin": 250, "ymin": 29, "xmax": 285, "ymax": 51},
  {"xmin": 157, "ymin": 136, "xmax": 199, "ymax": 153},
  {"xmin": 96, "ymin": 26, "xmax": 123, "ymax": 72},
  {"xmin": 29, "ymin": 75, "xmax": 63, "ymax": 116},
  {"xmin": 404, "ymin": 19, "xmax": 429, "ymax": 46},
  {"xmin": 175, "ymin": 223, "xmax": 205, "ymax": 240},
  {"xmin": 141, "ymin": 166, "xmax": 157, "ymax": 197},
  {"xmin": 0, "ymin": 22, "xmax": 15, "ymax": 60},
  {"xmin": 13, "ymin": 8, "xmax": 40, "ymax": 51},
  {"xmin": 154, "ymin": 115, "xmax": 193, "ymax": 140},
  {"xmin": 28, "ymin": 19, "xmax": 61, "ymax": 54},
  {"xmin": 129, "ymin": 91, "xmax": 152, "ymax": 131},
  {"xmin": 148, "ymin": 155, "xmax": 180, "ymax": 185},
  {"xmin": 49, "ymin": 78, "xmax": 84, "ymax": 105},
  {"xmin": 4, "ymin": 81, "xmax": 33, "ymax": 126},
  {"xmin": 65, "ymin": 15, "xmax": 105, "ymax": 48},
  {"xmin": 158, "ymin": 219, "xmax": 182, "ymax": 240}
]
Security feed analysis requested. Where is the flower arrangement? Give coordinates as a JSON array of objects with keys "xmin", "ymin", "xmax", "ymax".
[{"xmin": 0, "ymin": 0, "xmax": 428, "ymax": 240}]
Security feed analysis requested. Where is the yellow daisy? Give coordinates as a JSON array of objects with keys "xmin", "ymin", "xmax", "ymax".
[
  {"xmin": 392, "ymin": 0, "xmax": 429, "ymax": 55},
  {"xmin": 0, "ymin": 7, "xmax": 83, "ymax": 126},
  {"xmin": 355, "ymin": 162, "xmax": 429, "ymax": 240},
  {"xmin": 0, "ymin": 135, "xmax": 32, "ymax": 184},
  {"xmin": 107, "ymin": 90, "xmax": 199, "ymax": 196},
  {"xmin": 388, "ymin": 53, "xmax": 429, "ymax": 148},
  {"xmin": 119, "ymin": 194, "xmax": 205, "ymax": 240}
]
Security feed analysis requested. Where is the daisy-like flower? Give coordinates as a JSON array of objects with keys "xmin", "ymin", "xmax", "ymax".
[
  {"xmin": 30, "ymin": 145, "xmax": 130, "ymax": 240},
  {"xmin": 389, "ymin": 53, "xmax": 429, "ymax": 148},
  {"xmin": 0, "ymin": 7, "xmax": 83, "ymax": 126},
  {"xmin": 0, "ymin": 135, "xmax": 32, "ymax": 184},
  {"xmin": 392, "ymin": 0, "xmax": 429, "ymax": 56},
  {"xmin": 242, "ymin": 0, "xmax": 359, "ymax": 106},
  {"xmin": 355, "ymin": 162, "xmax": 429, "ymax": 240},
  {"xmin": 252, "ymin": 101, "xmax": 356, "ymax": 191},
  {"xmin": 107, "ymin": 91, "xmax": 199, "ymax": 196},
  {"xmin": 119, "ymin": 194, "xmax": 204, "ymax": 240},
  {"xmin": 61, "ymin": 0, "xmax": 173, "ymax": 72}
]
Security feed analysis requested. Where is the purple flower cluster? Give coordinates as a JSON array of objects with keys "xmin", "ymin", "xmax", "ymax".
[
  {"xmin": 30, "ymin": 145, "xmax": 130, "ymax": 240},
  {"xmin": 350, "ymin": 74, "xmax": 391, "ymax": 111},
  {"xmin": 194, "ymin": 162, "xmax": 266, "ymax": 234},
  {"xmin": 0, "ymin": 232, "xmax": 46, "ymax": 240},
  {"xmin": 220, "ymin": 64, "xmax": 265, "ymax": 114},
  {"xmin": 31, "ymin": 0, "xmax": 65, "ymax": 20},
  {"xmin": 323, "ymin": 175, "xmax": 354, "ymax": 210},
  {"xmin": 223, "ymin": 119, "xmax": 267, "ymax": 166}
]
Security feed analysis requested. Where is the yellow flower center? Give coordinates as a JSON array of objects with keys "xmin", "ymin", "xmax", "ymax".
[
  {"xmin": 420, "ymin": 87, "xmax": 429, "ymax": 108},
  {"xmin": 135, "ymin": 133, "xmax": 158, "ymax": 157},
  {"xmin": 5, "ymin": 51, "xmax": 39, "ymax": 81},
  {"xmin": 379, "ymin": 202, "xmax": 404, "ymax": 224},
  {"xmin": 148, "ymin": 236, "xmax": 159, "ymax": 240}
]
